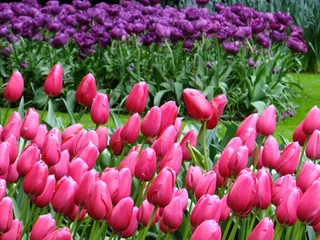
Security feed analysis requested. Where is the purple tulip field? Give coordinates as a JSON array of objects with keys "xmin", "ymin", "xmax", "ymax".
[{"xmin": 0, "ymin": 0, "xmax": 318, "ymax": 240}]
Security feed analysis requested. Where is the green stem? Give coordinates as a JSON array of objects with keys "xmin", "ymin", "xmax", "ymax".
[
  {"xmin": 71, "ymin": 207, "xmax": 82, "ymax": 237},
  {"xmin": 274, "ymin": 223, "xmax": 285, "ymax": 240},
  {"xmin": 79, "ymin": 218, "xmax": 91, "ymax": 240},
  {"xmin": 138, "ymin": 206, "xmax": 159, "ymax": 240},
  {"xmin": 96, "ymin": 222, "xmax": 108, "ymax": 240},
  {"xmin": 138, "ymin": 138, "xmax": 146, "ymax": 157},
  {"xmin": 293, "ymin": 222, "xmax": 305, "ymax": 240},
  {"xmin": 21, "ymin": 203, "xmax": 36, "ymax": 236},
  {"xmin": 155, "ymin": 230, "xmax": 162, "ymax": 240},
  {"xmin": 76, "ymin": 105, "xmax": 85, "ymax": 122},
  {"xmin": 40, "ymin": 96, "xmax": 50, "ymax": 121},
  {"xmin": 109, "ymin": 231, "xmax": 115, "ymax": 240},
  {"xmin": 55, "ymin": 214, "xmax": 64, "ymax": 229},
  {"xmin": 297, "ymin": 136, "xmax": 309, "ymax": 175},
  {"xmin": 116, "ymin": 143, "xmax": 126, "ymax": 167},
  {"xmin": 182, "ymin": 193, "xmax": 194, "ymax": 240},
  {"xmin": 202, "ymin": 120, "xmax": 209, "ymax": 172},
  {"xmin": 132, "ymin": 180, "xmax": 142, "ymax": 203},
  {"xmin": 247, "ymin": 210, "xmax": 258, "ymax": 238},
  {"xmin": 253, "ymin": 137, "xmax": 264, "ymax": 172},
  {"xmin": 8, "ymin": 176, "xmax": 23, "ymax": 198},
  {"xmin": 2, "ymin": 102, "xmax": 11, "ymax": 126},
  {"xmin": 285, "ymin": 225, "xmax": 293, "ymax": 240},
  {"xmin": 222, "ymin": 214, "xmax": 235, "ymax": 240},
  {"xmin": 136, "ymin": 181, "xmax": 147, "ymax": 207},
  {"xmin": 95, "ymin": 124, "xmax": 100, "ymax": 131},
  {"xmin": 163, "ymin": 231, "xmax": 171, "ymax": 240},
  {"xmin": 228, "ymin": 216, "xmax": 240, "ymax": 240},
  {"xmin": 196, "ymin": 121, "xmax": 205, "ymax": 146},
  {"xmin": 89, "ymin": 221, "xmax": 98, "ymax": 240},
  {"xmin": 19, "ymin": 196, "xmax": 30, "ymax": 223}
]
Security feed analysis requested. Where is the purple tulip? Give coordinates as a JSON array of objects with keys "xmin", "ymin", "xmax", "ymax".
[
  {"xmin": 223, "ymin": 41, "xmax": 239, "ymax": 55},
  {"xmin": 256, "ymin": 33, "xmax": 271, "ymax": 49},
  {"xmin": 51, "ymin": 33, "xmax": 69, "ymax": 48},
  {"xmin": 286, "ymin": 32, "xmax": 307, "ymax": 53}
]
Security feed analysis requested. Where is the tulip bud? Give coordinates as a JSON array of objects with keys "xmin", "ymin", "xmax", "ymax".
[
  {"xmin": 0, "ymin": 219, "xmax": 22, "ymax": 240},
  {"xmin": 121, "ymin": 113, "xmax": 140, "ymax": 144},
  {"xmin": 1, "ymin": 112, "xmax": 22, "ymax": 141},
  {"xmin": 228, "ymin": 145, "xmax": 249, "ymax": 175},
  {"xmin": 68, "ymin": 158, "xmax": 88, "ymax": 185},
  {"xmin": 101, "ymin": 167, "xmax": 132, "ymax": 205},
  {"xmin": 195, "ymin": 171, "xmax": 217, "ymax": 199},
  {"xmin": 297, "ymin": 160, "xmax": 320, "ymax": 192},
  {"xmin": 261, "ymin": 135, "xmax": 280, "ymax": 169},
  {"xmin": 179, "ymin": 130, "xmax": 197, "ymax": 161},
  {"xmin": 151, "ymin": 125, "xmax": 176, "ymax": 158},
  {"xmin": 134, "ymin": 148, "xmax": 156, "ymax": 181},
  {"xmin": 147, "ymin": 167, "xmax": 176, "ymax": 208},
  {"xmin": 256, "ymin": 105, "xmax": 277, "ymax": 136},
  {"xmin": 109, "ymin": 126, "xmax": 124, "ymax": 156},
  {"xmin": 0, "ymin": 142, "xmax": 10, "ymax": 176},
  {"xmin": 213, "ymin": 160, "xmax": 228, "ymax": 188},
  {"xmin": 172, "ymin": 188, "xmax": 188, "ymax": 211},
  {"xmin": 6, "ymin": 160, "xmax": 18, "ymax": 184},
  {"xmin": 276, "ymin": 187, "xmax": 302, "ymax": 225},
  {"xmin": 31, "ymin": 175, "xmax": 55, "ymax": 208},
  {"xmin": 0, "ymin": 179, "xmax": 6, "ymax": 200},
  {"xmin": 20, "ymin": 108, "xmax": 40, "ymax": 140},
  {"xmin": 43, "ymin": 227, "xmax": 72, "ymax": 240},
  {"xmin": 30, "ymin": 214, "xmax": 56, "ymax": 240},
  {"xmin": 236, "ymin": 113, "xmax": 259, "ymax": 137},
  {"xmin": 31, "ymin": 124, "xmax": 48, "ymax": 151},
  {"xmin": 96, "ymin": 126, "xmax": 108, "ymax": 153},
  {"xmin": 110, "ymin": 197, "xmax": 134, "ymax": 232},
  {"xmin": 306, "ymin": 130, "xmax": 320, "ymax": 160},
  {"xmin": 141, "ymin": 106, "xmax": 161, "ymax": 138},
  {"xmin": 302, "ymin": 106, "xmax": 320, "ymax": 135},
  {"xmin": 190, "ymin": 194, "xmax": 221, "ymax": 228},
  {"xmin": 23, "ymin": 160, "xmax": 48, "ymax": 196},
  {"xmin": 119, "ymin": 150, "xmax": 139, "ymax": 175},
  {"xmin": 3, "ymin": 71, "xmax": 24, "ymax": 102},
  {"xmin": 190, "ymin": 220, "xmax": 221, "ymax": 240},
  {"xmin": 207, "ymin": 94, "xmax": 227, "ymax": 130},
  {"xmin": 44, "ymin": 64, "xmax": 63, "ymax": 97},
  {"xmin": 159, "ymin": 101, "xmax": 178, "ymax": 133},
  {"xmin": 17, "ymin": 143, "xmax": 40, "ymax": 176},
  {"xmin": 90, "ymin": 92, "xmax": 110, "ymax": 125},
  {"xmin": 0, "ymin": 197, "xmax": 13, "ymax": 233},
  {"xmin": 293, "ymin": 121, "xmax": 307, "ymax": 146},
  {"xmin": 125, "ymin": 82, "xmax": 148, "ymax": 114},
  {"xmin": 5, "ymin": 134, "xmax": 18, "ymax": 164},
  {"xmin": 86, "ymin": 180, "xmax": 113, "ymax": 221},
  {"xmin": 239, "ymin": 126, "xmax": 257, "ymax": 156},
  {"xmin": 119, "ymin": 207, "xmax": 139, "ymax": 238},
  {"xmin": 75, "ymin": 142, "xmax": 99, "ymax": 170},
  {"xmin": 183, "ymin": 89, "xmax": 213, "ymax": 121},
  {"xmin": 185, "ymin": 166, "xmax": 203, "ymax": 191},
  {"xmin": 255, "ymin": 168, "xmax": 272, "ymax": 209},
  {"xmin": 42, "ymin": 131, "xmax": 61, "ymax": 166},
  {"xmin": 161, "ymin": 196, "xmax": 184, "ymax": 230},
  {"xmin": 137, "ymin": 200, "xmax": 160, "ymax": 226},
  {"xmin": 62, "ymin": 124, "xmax": 82, "ymax": 140},
  {"xmin": 247, "ymin": 217, "xmax": 274, "ymax": 240},
  {"xmin": 75, "ymin": 73, "xmax": 97, "ymax": 107},
  {"xmin": 65, "ymin": 205, "xmax": 86, "ymax": 222},
  {"xmin": 276, "ymin": 142, "xmax": 300, "ymax": 175},
  {"xmin": 313, "ymin": 221, "xmax": 320, "ymax": 234},
  {"xmin": 49, "ymin": 150, "xmax": 70, "ymax": 180},
  {"xmin": 219, "ymin": 195, "xmax": 230, "ymax": 222},
  {"xmin": 70, "ymin": 130, "xmax": 99, "ymax": 156},
  {"xmin": 272, "ymin": 174, "xmax": 296, "ymax": 206},
  {"xmin": 227, "ymin": 169, "xmax": 257, "ymax": 217},
  {"xmin": 297, "ymin": 179, "xmax": 320, "ymax": 225},
  {"xmin": 158, "ymin": 143, "xmax": 182, "ymax": 174},
  {"xmin": 52, "ymin": 177, "xmax": 77, "ymax": 216}
]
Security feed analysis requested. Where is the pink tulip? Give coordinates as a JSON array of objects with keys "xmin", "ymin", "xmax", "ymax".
[
  {"xmin": 90, "ymin": 92, "xmax": 110, "ymax": 125},
  {"xmin": 161, "ymin": 196, "xmax": 184, "ymax": 230},
  {"xmin": 219, "ymin": 195, "xmax": 230, "ymax": 221},
  {"xmin": 190, "ymin": 220, "xmax": 221, "ymax": 240},
  {"xmin": 276, "ymin": 142, "xmax": 300, "ymax": 175},
  {"xmin": 293, "ymin": 120, "xmax": 307, "ymax": 146},
  {"xmin": 49, "ymin": 150, "xmax": 70, "ymax": 180},
  {"xmin": 6, "ymin": 160, "xmax": 18, "ymax": 184},
  {"xmin": 43, "ymin": 227, "xmax": 72, "ymax": 240},
  {"xmin": 297, "ymin": 160, "xmax": 320, "ymax": 192},
  {"xmin": 256, "ymin": 105, "xmax": 277, "ymax": 136},
  {"xmin": 125, "ymin": 82, "xmax": 148, "ymax": 114},
  {"xmin": 213, "ymin": 160, "xmax": 228, "ymax": 188},
  {"xmin": 16, "ymin": 143, "xmax": 40, "ymax": 176},
  {"xmin": 306, "ymin": 130, "xmax": 320, "ymax": 159},
  {"xmin": 20, "ymin": 108, "xmax": 40, "ymax": 140},
  {"xmin": 302, "ymin": 106, "xmax": 320, "ymax": 135},
  {"xmin": 247, "ymin": 217, "xmax": 274, "ymax": 240},
  {"xmin": 137, "ymin": 200, "xmax": 160, "ymax": 226},
  {"xmin": 236, "ymin": 113, "xmax": 259, "ymax": 137},
  {"xmin": 141, "ymin": 106, "xmax": 161, "ymax": 138},
  {"xmin": 44, "ymin": 64, "xmax": 63, "ymax": 97},
  {"xmin": 151, "ymin": 125, "xmax": 176, "ymax": 158},
  {"xmin": 158, "ymin": 143, "xmax": 182, "ymax": 174},
  {"xmin": 194, "ymin": 171, "xmax": 217, "ymax": 199},
  {"xmin": 0, "ymin": 179, "xmax": 6, "ymax": 200},
  {"xmin": 3, "ymin": 71, "xmax": 24, "ymax": 102},
  {"xmin": 119, "ymin": 150, "xmax": 139, "ymax": 175},
  {"xmin": 96, "ymin": 126, "xmax": 108, "ymax": 153},
  {"xmin": 119, "ymin": 207, "xmax": 139, "ymax": 238},
  {"xmin": 0, "ymin": 142, "xmax": 10, "ymax": 176},
  {"xmin": 110, "ymin": 197, "xmax": 134, "ymax": 232},
  {"xmin": 262, "ymin": 135, "xmax": 280, "ymax": 169},
  {"xmin": 109, "ymin": 126, "xmax": 124, "ymax": 156},
  {"xmin": 0, "ymin": 219, "xmax": 22, "ymax": 240},
  {"xmin": 65, "ymin": 206, "xmax": 86, "ymax": 222},
  {"xmin": 5, "ymin": 134, "xmax": 18, "ymax": 164},
  {"xmin": 31, "ymin": 124, "xmax": 48, "ymax": 151},
  {"xmin": 159, "ymin": 101, "xmax": 178, "ymax": 133},
  {"xmin": 62, "ymin": 123, "xmax": 82, "ymax": 140},
  {"xmin": 75, "ymin": 73, "xmax": 97, "ymax": 107},
  {"xmin": 207, "ymin": 94, "xmax": 227, "ymax": 130},
  {"xmin": 252, "ymin": 146, "xmax": 264, "ymax": 169},
  {"xmin": 228, "ymin": 145, "xmax": 249, "ymax": 175},
  {"xmin": 1, "ymin": 112, "xmax": 22, "ymax": 141},
  {"xmin": 134, "ymin": 148, "xmax": 156, "ymax": 181},
  {"xmin": 75, "ymin": 142, "xmax": 99, "ymax": 170},
  {"xmin": 255, "ymin": 168, "xmax": 272, "ymax": 209},
  {"xmin": 272, "ymin": 174, "xmax": 296, "ymax": 206},
  {"xmin": 30, "ymin": 214, "xmax": 56, "ymax": 240},
  {"xmin": 179, "ymin": 130, "xmax": 197, "ymax": 161},
  {"xmin": 42, "ymin": 131, "xmax": 61, "ymax": 166},
  {"xmin": 68, "ymin": 158, "xmax": 88, "ymax": 185},
  {"xmin": 23, "ymin": 160, "xmax": 48, "ymax": 196},
  {"xmin": 0, "ymin": 197, "xmax": 13, "ymax": 233},
  {"xmin": 174, "ymin": 117, "xmax": 182, "ymax": 141},
  {"xmin": 70, "ymin": 129, "xmax": 99, "ymax": 156},
  {"xmin": 185, "ymin": 166, "xmax": 203, "ymax": 191},
  {"xmin": 172, "ymin": 188, "xmax": 188, "ymax": 211},
  {"xmin": 121, "ymin": 113, "xmax": 140, "ymax": 144},
  {"xmin": 31, "ymin": 175, "xmax": 55, "ymax": 208}
]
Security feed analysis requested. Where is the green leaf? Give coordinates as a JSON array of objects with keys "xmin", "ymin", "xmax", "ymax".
[
  {"xmin": 154, "ymin": 90, "xmax": 170, "ymax": 106},
  {"xmin": 186, "ymin": 142, "xmax": 206, "ymax": 170},
  {"xmin": 18, "ymin": 96, "xmax": 25, "ymax": 119},
  {"xmin": 110, "ymin": 110, "xmax": 122, "ymax": 129},
  {"xmin": 11, "ymin": 197, "xmax": 21, "ymax": 220},
  {"xmin": 46, "ymin": 99, "xmax": 56, "ymax": 128},
  {"xmin": 61, "ymin": 98, "xmax": 76, "ymax": 125},
  {"xmin": 174, "ymin": 82, "xmax": 183, "ymax": 104},
  {"xmin": 250, "ymin": 101, "xmax": 266, "ymax": 114}
]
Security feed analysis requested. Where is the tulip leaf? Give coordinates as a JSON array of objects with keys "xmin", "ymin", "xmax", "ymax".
[
  {"xmin": 46, "ymin": 99, "xmax": 56, "ymax": 128},
  {"xmin": 18, "ymin": 96, "xmax": 25, "ymax": 119},
  {"xmin": 154, "ymin": 90, "xmax": 170, "ymax": 106},
  {"xmin": 250, "ymin": 101, "xmax": 266, "ymax": 115},
  {"xmin": 110, "ymin": 110, "xmax": 122, "ymax": 129},
  {"xmin": 186, "ymin": 142, "xmax": 206, "ymax": 170},
  {"xmin": 11, "ymin": 197, "xmax": 21, "ymax": 220},
  {"xmin": 61, "ymin": 98, "xmax": 76, "ymax": 125}
]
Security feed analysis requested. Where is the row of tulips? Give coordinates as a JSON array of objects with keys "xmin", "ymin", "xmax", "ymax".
[{"xmin": 0, "ymin": 65, "xmax": 320, "ymax": 239}]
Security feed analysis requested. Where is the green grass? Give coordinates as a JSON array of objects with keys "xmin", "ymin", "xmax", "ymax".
[{"xmin": 275, "ymin": 73, "xmax": 320, "ymax": 140}]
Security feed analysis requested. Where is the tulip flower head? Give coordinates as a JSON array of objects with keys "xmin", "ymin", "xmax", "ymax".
[
  {"xmin": 3, "ymin": 71, "xmax": 24, "ymax": 102},
  {"xmin": 44, "ymin": 64, "xmax": 63, "ymax": 97},
  {"xmin": 125, "ymin": 82, "xmax": 149, "ymax": 113},
  {"xmin": 75, "ymin": 73, "xmax": 97, "ymax": 107}
]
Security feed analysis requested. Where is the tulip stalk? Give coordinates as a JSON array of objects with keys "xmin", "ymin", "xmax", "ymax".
[
  {"xmin": 2, "ymin": 102, "xmax": 11, "ymax": 126},
  {"xmin": 229, "ymin": 216, "xmax": 241, "ymax": 240},
  {"xmin": 247, "ymin": 209, "xmax": 258, "ymax": 238},
  {"xmin": 202, "ymin": 120, "xmax": 209, "ymax": 172},
  {"xmin": 222, "ymin": 214, "xmax": 235, "ymax": 240},
  {"xmin": 137, "ymin": 206, "xmax": 159, "ymax": 240},
  {"xmin": 297, "ymin": 136, "xmax": 309, "ymax": 175},
  {"xmin": 274, "ymin": 223, "xmax": 285, "ymax": 240},
  {"xmin": 79, "ymin": 218, "xmax": 91, "ymax": 240},
  {"xmin": 8, "ymin": 176, "xmax": 23, "ymax": 197},
  {"xmin": 253, "ymin": 136, "xmax": 265, "ymax": 172},
  {"xmin": 71, "ymin": 207, "xmax": 82, "ymax": 236},
  {"xmin": 182, "ymin": 192, "xmax": 194, "ymax": 240},
  {"xmin": 19, "ymin": 196, "xmax": 31, "ymax": 223},
  {"xmin": 54, "ymin": 213, "xmax": 64, "ymax": 229},
  {"xmin": 163, "ymin": 230, "xmax": 171, "ymax": 240},
  {"xmin": 40, "ymin": 96, "xmax": 50, "ymax": 121}
]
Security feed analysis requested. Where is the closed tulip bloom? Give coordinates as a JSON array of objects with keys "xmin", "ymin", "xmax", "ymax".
[
  {"xmin": 121, "ymin": 113, "xmax": 140, "ymax": 144},
  {"xmin": 162, "ymin": 196, "xmax": 183, "ymax": 230},
  {"xmin": 236, "ymin": 113, "xmax": 259, "ymax": 137},
  {"xmin": 49, "ymin": 150, "xmax": 70, "ymax": 180},
  {"xmin": 17, "ymin": 143, "xmax": 40, "ymax": 176},
  {"xmin": 86, "ymin": 180, "xmax": 113, "ymax": 221},
  {"xmin": 220, "ymin": 195, "xmax": 230, "ymax": 221},
  {"xmin": 110, "ymin": 197, "xmax": 134, "ymax": 232},
  {"xmin": 109, "ymin": 126, "xmax": 124, "ymax": 156},
  {"xmin": 276, "ymin": 187, "xmax": 302, "ymax": 225},
  {"xmin": 183, "ymin": 89, "xmax": 213, "ymax": 121},
  {"xmin": 134, "ymin": 148, "xmax": 156, "ymax": 181},
  {"xmin": 119, "ymin": 207, "xmax": 139, "ymax": 238},
  {"xmin": 52, "ymin": 176, "xmax": 78, "ymax": 216},
  {"xmin": 213, "ymin": 160, "xmax": 228, "ymax": 188},
  {"xmin": 75, "ymin": 73, "xmax": 97, "ymax": 107},
  {"xmin": 137, "ymin": 200, "xmax": 160, "ymax": 226},
  {"xmin": 125, "ymin": 82, "xmax": 148, "ymax": 114},
  {"xmin": 227, "ymin": 169, "xmax": 257, "ymax": 217},
  {"xmin": 272, "ymin": 174, "xmax": 296, "ymax": 206},
  {"xmin": 262, "ymin": 135, "xmax": 280, "ymax": 169},
  {"xmin": 313, "ymin": 221, "xmax": 320, "ymax": 234},
  {"xmin": 247, "ymin": 217, "xmax": 274, "ymax": 240},
  {"xmin": 0, "ymin": 179, "xmax": 6, "ymax": 200},
  {"xmin": 276, "ymin": 142, "xmax": 300, "ymax": 175},
  {"xmin": 172, "ymin": 188, "xmax": 188, "ymax": 211},
  {"xmin": 101, "ymin": 167, "xmax": 132, "ymax": 205},
  {"xmin": 6, "ymin": 160, "xmax": 18, "ymax": 184},
  {"xmin": 207, "ymin": 94, "xmax": 227, "ymax": 130},
  {"xmin": 119, "ymin": 150, "xmax": 139, "ymax": 175},
  {"xmin": 151, "ymin": 125, "xmax": 176, "ymax": 158},
  {"xmin": 159, "ymin": 101, "xmax": 178, "ymax": 133},
  {"xmin": 302, "ymin": 106, "xmax": 320, "ymax": 136},
  {"xmin": 190, "ymin": 220, "xmax": 221, "ymax": 240},
  {"xmin": 141, "ymin": 106, "xmax": 161, "ymax": 138},
  {"xmin": 96, "ymin": 126, "xmax": 108, "ymax": 153},
  {"xmin": 1, "ymin": 112, "xmax": 22, "ymax": 141},
  {"xmin": 71, "ymin": 130, "xmax": 99, "ymax": 156},
  {"xmin": 0, "ymin": 219, "xmax": 22, "ymax": 240},
  {"xmin": 253, "ymin": 146, "xmax": 264, "ymax": 169},
  {"xmin": 0, "ymin": 197, "xmax": 13, "ymax": 233},
  {"xmin": 31, "ymin": 175, "xmax": 55, "ymax": 208},
  {"xmin": 31, "ymin": 124, "xmax": 48, "ymax": 151},
  {"xmin": 238, "ymin": 127, "xmax": 257, "ymax": 156},
  {"xmin": 174, "ymin": 117, "xmax": 182, "ymax": 141},
  {"xmin": 297, "ymin": 179, "xmax": 320, "ymax": 225},
  {"xmin": 23, "ymin": 161, "xmax": 48, "ymax": 196},
  {"xmin": 185, "ymin": 166, "xmax": 203, "ymax": 191},
  {"xmin": 293, "ymin": 121, "xmax": 307, "ymax": 146},
  {"xmin": 180, "ymin": 130, "xmax": 197, "ymax": 161},
  {"xmin": 228, "ymin": 145, "xmax": 249, "ymax": 175},
  {"xmin": 5, "ymin": 134, "xmax": 18, "ymax": 164},
  {"xmin": 68, "ymin": 158, "xmax": 88, "ymax": 185},
  {"xmin": 306, "ymin": 130, "xmax": 320, "ymax": 160},
  {"xmin": 62, "ymin": 124, "xmax": 82, "ymax": 140},
  {"xmin": 195, "ymin": 171, "xmax": 217, "ymax": 199},
  {"xmin": 158, "ymin": 143, "xmax": 182, "ymax": 174},
  {"xmin": 20, "ymin": 108, "xmax": 40, "ymax": 140},
  {"xmin": 90, "ymin": 93, "xmax": 110, "ymax": 125},
  {"xmin": 147, "ymin": 167, "xmax": 176, "ymax": 208},
  {"xmin": 75, "ymin": 142, "xmax": 99, "ymax": 170},
  {"xmin": 3, "ymin": 71, "xmax": 24, "ymax": 102},
  {"xmin": 44, "ymin": 64, "xmax": 63, "ymax": 97},
  {"xmin": 0, "ymin": 142, "xmax": 10, "ymax": 176},
  {"xmin": 297, "ymin": 160, "xmax": 320, "ymax": 192},
  {"xmin": 190, "ymin": 194, "xmax": 221, "ymax": 227},
  {"xmin": 43, "ymin": 227, "xmax": 72, "ymax": 240},
  {"xmin": 30, "ymin": 214, "xmax": 56, "ymax": 240},
  {"xmin": 255, "ymin": 168, "xmax": 272, "ymax": 209},
  {"xmin": 74, "ymin": 169, "xmax": 99, "ymax": 207},
  {"xmin": 256, "ymin": 105, "xmax": 277, "ymax": 136},
  {"xmin": 65, "ymin": 206, "xmax": 86, "ymax": 222},
  {"xmin": 42, "ymin": 132, "xmax": 61, "ymax": 166}
]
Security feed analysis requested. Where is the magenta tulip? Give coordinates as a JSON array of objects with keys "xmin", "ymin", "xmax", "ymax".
[
  {"xmin": 0, "ymin": 219, "xmax": 22, "ymax": 240},
  {"xmin": 31, "ymin": 124, "xmax": 48, "ymax": 151},
  {"xmin": 185, "ymin": 166, "xmax": 203, "ymax": 191},
  {"xmin": 137, "ymin": 200, "xmax": 160, "ymax": 226},
  {"xmin": 109, "ymin": 126, "xmax": 124, "ymax": 156},
  {"xmin": 119, "ymin": 150, "xmax": 139, "ymax": 175},
  {"xmin": 68, "ymin": 158, "xmax": 88, "ymax": 185},
  {"xmin": 44, "ymin": 64, "xmax": 63, "ymax": 97},
  {"xmin": 262, "ymin": 135, "xmax": 280, "ymax": 169},
  {"xmin": 42, "ymin": 131, "xmax": 61, "ymax": 166},
  {"xmin": 62, "ymin": 124, "xmax": 82, "ymax": 140},
  {"xmin": 119, "ymin": 207, "xmax": 139, "ymax": 238},
  {"xmin": 3, "ymin": 71, "xmax": 24, "ymax": 102},
  {"xmin": 190, "ymin": 220, "xmax": 221, "ymax": 240},
  {"xmin": 43, "ymin": 227, "xmax": 72, "ymax": 240},
  {"xmin": 30, "ymin": 214, "xmax": 56, "ymax": 240},
  {"xmin": 1, "ymin": 112, "xmax": 22, "ymax": 141},
  {"xmin": 20, "ymin": 108, "xmax": 40, "ymax": 140},
  {"xmin": 141, "ymin": 106, "xmax": 161, "ymax": 138},
  {"xmin": 31, "ymin": 175, "xmax": 55, "ymax": 208},
  {"xmin": 255, "ymin": 168, "xmax": 272, "ymax": 209},
  {"xmin": 179, "ymin": 130, "xmax": 197, "ymax": 161},
  {"xmin": 297, "ymin": 160, "xmax": 320, "ymax": 192},
  {"xmin": 292, "ymin": 120, "xmax": 307, "ymax": 146},
  {"xmin": 161, "ymin": 196, "xmax": 184, "ymax": 230},
  {"xmin": 5, "ymin": 134, "xmax": 18, "ymax": 164},
  {"xmin": 247, "ymin": 217, "xmax": 274, "ymax": 240},
  {"xmin": 151, "ymin": 125, "xmax": 176, "ymax": 158},
  {"xmin": 75, "ymin": 73, "xmax": 97, "ymax": 107},
  {"xmin": 256, "ymin": 105, "xmax": 277, "ymax": 136},
  {"xmin": 236, "ymin": 113, "xmax": 259, "ymax": 137},
  {"xmin": 120, "ymin": 113, "xmax": 140, "ymax": 144},
  {"xmin": 0, "ymin": 197, "xmax": 13, "ymax": 233},
  {"xmin": 90, "ymin": 92, "xmax": 110, "ymax": 125},
  {"xmin": 23, "ymin": 160, "xmax": 48, "ymax": 196},
  {"xmin": 207, "ymin": 94, "xmax": 227, "ymax": 130},
  {"xmin": 158, "ymin": 143, "xmax": 182, "ymax": 174},
  {"xmin": 75, "ymin": 142, "xmax": 99, "ymax": 170},
  {"xmin": 272, "ymin": 174, "xmax": 296, "ymax": 206},
  {"xmin": 134, "ymin": 148, "xmax": 156, "ymax": 181},
  {"xmin": 159, "ymin": 101, "xmax": 178, "ymax": 133},
  {"xmin": 0, "ymin": 179, "xmax": 6, "ymax": 200},
  {"xmin": 110, "ymin": 197, "xmax": 134, "ymax": 232},
  {"xmin": 276, "ymin": 142, "xmax": 300, "ymax": 175},
  {"xmin": 194, "ymin": 171, "xmax": 217, "ymax": 199},
  {"xmin": 96, "ymin": 126, "xmax": 109, "ymax": 153},
  {"xmin": 49, "ymin": 150, "xmax": 70, "ymax": 180},
  {"xmin": 17, "ymin": 143, "xmax": 40, "ymax": 176},
  {"xmin": 302, "ymin": 106, "xmax": 320, "ymax": 135},
  {"xmin": 125, "ymin": 82, "xmax": 148, "ymax": 114},
  {"xmin": 306, "ymin": 129, "xmax": 320, "ymax": 159},
  {"xmin": 0, "ymin": 142, "xmax": 10, "ymax": 176}
]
